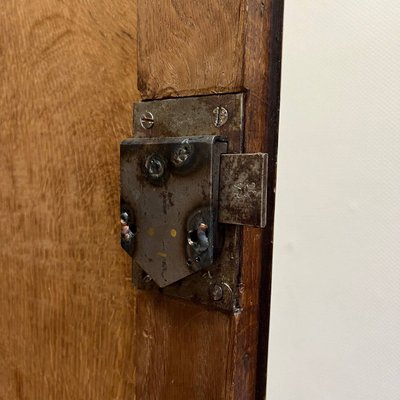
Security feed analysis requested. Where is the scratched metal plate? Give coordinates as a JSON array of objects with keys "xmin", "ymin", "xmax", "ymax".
[
  {"xmin": 121, "ymin": 136, "xmax": 227, "ymax": 288},
  {"xmin": 219, "ymin": 153, "xmax": 268, "ymax": 228},
  {"xmin": 129, "ymin": 93, "xmax": 244, "ymax": 312},
  {"xmin": 134, "ymin": 93, "xmax": 244, "ymax": 141}
]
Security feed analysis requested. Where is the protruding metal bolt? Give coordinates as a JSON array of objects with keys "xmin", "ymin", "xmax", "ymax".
[
  {"xmin": 196, "ymin": 223, "xmax": 209, "ymax": 252},
  {"xmin": 140, "ymin": 111, "xmax": 154, "ymax": 129},
  {"xmin": 213, "ymin": 106, "xmax": 228, "ymax": 127},
  {"xmin": 209, "ymin": 284, "xmax": 224, "ymax": 301},
  {"xmin": 198, "ymin": 223, "xmax": 208, "ymax": 232},
  {"xmin": 145, "ymin": 154, "xmax": 165, "ymax": 179},
  {"xmin": 187, "ymin": 222, "xmax": 209, "ymax": 253},
  {"xmin": 120, "ymin": 212, "xmax": 135, "ymax": 243}
]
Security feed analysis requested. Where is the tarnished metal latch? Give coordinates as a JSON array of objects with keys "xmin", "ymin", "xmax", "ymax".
[{"xmin": 120, "ymin": 93, "xmax": 268, "ymax": 311}]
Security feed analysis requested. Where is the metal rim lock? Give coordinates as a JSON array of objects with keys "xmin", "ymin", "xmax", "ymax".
[{"xmin": 121, "ymin": 94, "xmax": 268, "ymax": 311}]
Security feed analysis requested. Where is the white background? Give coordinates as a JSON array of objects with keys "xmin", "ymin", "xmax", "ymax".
[{"xmin": 267, "ymin": 1, "xmax": 400, "ymax": 399}]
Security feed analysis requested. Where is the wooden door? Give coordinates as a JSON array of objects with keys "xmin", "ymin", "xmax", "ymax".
[{"xmin": 0, "ymin": 0, "xmax": 283, "ymax": 399}]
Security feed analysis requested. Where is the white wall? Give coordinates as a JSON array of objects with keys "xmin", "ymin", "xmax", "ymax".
[{"xmin": 267, "ymin": 1, "xmax": 400, "ymax": 399}]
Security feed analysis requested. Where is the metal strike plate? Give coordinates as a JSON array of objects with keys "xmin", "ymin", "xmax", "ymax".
[
  {"xmin": 120, "ymin": 93, "xmax": 268, "ymax": 312},
  {"xmin": 219, "ymin": 153, "xmax": 268, "ymax": 228}
]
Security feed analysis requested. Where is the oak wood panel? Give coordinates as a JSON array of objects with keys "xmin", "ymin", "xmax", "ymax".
[
  {"xmin": 136, "ymin": 1, "xmax": 283, "ymax": 399},
  {"xmin": 135, "ymin": 293, "xmax": 234, "ymax": 399},
  {"xmin": 0, "ymin": 1, "xmax": 139, "ymax": 398},
  {"xmin": 137, "ymin": 0, "xmax": 246, "ymax": 99},
  {"xmin": 232, "ymin": 1, "xmax": 284, "ymax": 398}
]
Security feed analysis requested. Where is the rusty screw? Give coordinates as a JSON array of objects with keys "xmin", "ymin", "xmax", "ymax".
[
  {"xmin": 143, "ymin": 274, "xmax": 153, "ymax": 283},
  {"xmin": 140, "ymin": 111, "xmax": 154, "ymax": 129},
  {"xmin": 213, "ymin": 106, "xmax": 228, "ymax": 127},
  {"xmin": 145, "ymin": 154, "xmax": 165, "ymax": 179},
  {"xmin": 121, "ymin": 212, "xmax": 135, "ymax": 243},
  {"xmin": 209, "ymin": 284, "xmax": 224, "ymax": 301},
  {"xmin": 171, "ymin": 143, "xmax": 193, "ymax": 168}
]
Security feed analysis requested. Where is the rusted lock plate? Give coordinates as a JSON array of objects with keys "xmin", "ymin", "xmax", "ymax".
[
  {"xmin": 219, "ymin": 153, "xmax": 268, "ymax": 228},
  {"xmin": 121, "ymin": 93, "xmax": 269, "ymax": 312},
  {"xmin": 121, "ymin": 136, "xmax": 227, "ymax": 287}
]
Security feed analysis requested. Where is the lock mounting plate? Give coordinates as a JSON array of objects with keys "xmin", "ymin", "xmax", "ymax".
[
  {"xmin": 121, "ymin": 135, "xmax": 227, "ymax": 288},
  {"xmin": 121, "ymin": 93, "xmax": 260, "ymax": 312}
]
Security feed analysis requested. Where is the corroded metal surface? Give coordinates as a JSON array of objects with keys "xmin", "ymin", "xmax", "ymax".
[
  {"xmin": 121, "ymin": 136, "xmax": 227, "ymax": 287},
  {"xmin": 134, "ymin": 93, "xmax": 243, "ymax": 143},
  {"xmin": 126, "ymin": 93, "xmax": 244, "ymax": 312},
  {"xmin": 219, "ymin": 153, "xmax": 268, "ymax": 227}
]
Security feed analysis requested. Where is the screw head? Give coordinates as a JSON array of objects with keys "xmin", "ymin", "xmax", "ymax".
[
  {"xmin": 143, "ymin": 274, "xmax": 153, "ymax": 283},
  {"xmin": 120, "ymin": 212, "xmax": 129, "ymax": 224},
  {"xmin": 171, "ymin": 143, "xmax": 193, "ymax": 168},
  {"xmin": 213, "ymin": 106, "xmax": 228, "ymax": 127},
  {"xmin": 140, "ymin": 111, "xmax": 154, "ymax": 129},
  {"xmin": 145, "ymin": 154, "xmax": 166, "ymax": 180},
  {"xmin": 209, "ymin": 284, "xmax": 224, "ymax": 301},
  {"xmin": 120, "ymin": 212, "xmax": 135, "ymax": 243}
]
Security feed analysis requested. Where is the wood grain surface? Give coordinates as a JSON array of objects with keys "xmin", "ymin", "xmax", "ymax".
[
  {"xmin": 0, "ymin": 1, "xmax": 139, "ymax": 398},
  {"xmin": 136, "ymin": 1, "xmax": 283, "ymax": 399},
  {"xmin": 0, "ymin": 0, "xmax": 282, "ymax": 398},
  {"xmin": 138, "ymin": 0, "xmax": 246, "ymax": 99}
]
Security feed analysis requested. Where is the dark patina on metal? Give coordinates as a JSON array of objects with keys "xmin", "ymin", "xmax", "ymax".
[
  {"xmin": 121, "ymin": 93, "xmax": 268, "ymax": 312},
  {"xmin": 121, "ymin": 135, "xmax": 227, "ymax": 288},
  {"xmin": 219, "ymin": 153, "xmax": 268, "ymax": 228},
  {"xmin": 133, "ymin": 93, "xmax": 243, "ymax": 140}
]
